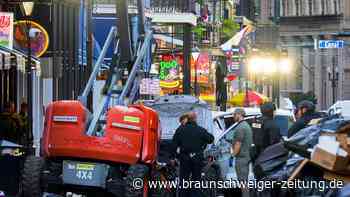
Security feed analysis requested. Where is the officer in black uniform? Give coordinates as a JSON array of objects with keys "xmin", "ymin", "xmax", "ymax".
[
  {"xmin": 251, "ymin": 102, "xmax": 281, "ymax": 161},
  {"xmin": 287, "ymin": 100, "xmax": 320, "ymax": 138},
  {"xmin": 171, "ymin": 112, "xmax": 214, "ymax": 197}
]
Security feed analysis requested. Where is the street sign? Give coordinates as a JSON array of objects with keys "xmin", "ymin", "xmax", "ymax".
[{"xmin": 318, "ymin": 40, "xmax": 344, "ymax": 49}]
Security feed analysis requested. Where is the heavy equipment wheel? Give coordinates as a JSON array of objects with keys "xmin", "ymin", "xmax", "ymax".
[
  {"xmin": 125, "ymin": 164, "xmax": 150, "ymax": 197},
  {"xmin": 21, "ymin": 156, "xmax": 45, "ymax": 197}
]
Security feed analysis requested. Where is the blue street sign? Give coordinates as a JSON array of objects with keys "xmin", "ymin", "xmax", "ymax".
[{"xmin": 318, "ymin": 40, "xmax": 344, "ymax": 49}]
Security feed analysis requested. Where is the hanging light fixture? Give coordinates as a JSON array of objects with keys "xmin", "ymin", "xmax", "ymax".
[{"xmin": 20, "ymin": 1, "xmax": 35, "ymax": 17}]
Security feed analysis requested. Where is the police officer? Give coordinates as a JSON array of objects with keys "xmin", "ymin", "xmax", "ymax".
[
  {"xmin": 171, "ymin": 112, "xmax": 214, "ymax": 197},
  {"xmin": 252, "ymin": 102, "xmax": 281, "ymax": 160},
  {"xmin": 287, "ymin": 100, "xmax": 320, "ymax": 138}
]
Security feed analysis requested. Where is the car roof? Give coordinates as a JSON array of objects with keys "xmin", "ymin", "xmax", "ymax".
[
  {"xmin": 225, "ymin": 107, "xmax": 294, "ymax": 116},
  {"xmin": 211, "ymin": 111, "xmax": 234, "ymax": 118},
  {"xmin": 333, "ymin": 100, "xmax": 350, "ymax": 107}
]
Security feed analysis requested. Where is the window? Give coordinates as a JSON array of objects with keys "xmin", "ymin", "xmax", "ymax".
[
  {"xmin": 321, "ymin": 0, "xmax": 325, "ymax": 15},
  {"xmin": 334, "ymin": 0, "xmax": 338, "ymax": 15},
  {"xmin": 309, "ymin": 0, "xmax": 313, "ymax": 15},
  {"xmin": 295, "ymin": 0, "xmax": 300, "ymax": 16}
]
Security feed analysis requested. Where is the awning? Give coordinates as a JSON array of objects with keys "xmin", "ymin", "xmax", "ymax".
[
  {"xmin": 149, "ymin": 12, "xmax": 197, "ymax": 26},
  {"xmin": 220, "ymin": 25, "xmax": 254, "ymax": 51},
  {"xmin": 0, "ymin": 45, "xmax": 40, "ymax": 73}
]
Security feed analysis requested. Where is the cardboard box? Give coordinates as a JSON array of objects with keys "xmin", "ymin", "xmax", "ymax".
[
  {"xmin": 321, "ymin": 132, "xmax": 350, "ymax": 156},
  {"xmin": 324, "ymin": 170, "xmax": 350, "ymax": 184},
  {"xmin": 311, "ymin": 147, "xmax": 349, "ymax": 171},
  {"xmin": 336, "ymin": 133, "xmax": 350, "ymax": 154}
]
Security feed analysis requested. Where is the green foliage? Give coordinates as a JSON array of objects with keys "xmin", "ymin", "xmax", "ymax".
[
  {"xmin": 192, "ymin": 23, "xmax": 206, "ymax": 42},
  {"xmin": 222, "ymin": 19, "xmax": 240, "ymax": 41},
  {"xmin": 196, "ymin": 0, "xmax": 204, "ymax": 6},
  {"xmin": 289, "ymin": 91, "xmax": 318, "ymax": 106}
]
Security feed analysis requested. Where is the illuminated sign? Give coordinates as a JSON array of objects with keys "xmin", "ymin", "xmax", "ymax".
[
  {"xmin": 159, "ymin": 54, "xmax": 181, "ymax": 89},
  {"xmin": 159, "ymin": 80, "xmax": 180, "ymax": 88},
  {"xmin": 226, "ymin": 51, "xmax": 240, "ymax": 75},
  {"xmin": 159, "ymin": 60, "xmax": 178, "ymax": 80},
  {"xmin": 191, "ymin": 52, "xmax": 210, "ymax": 83},
  {"xmin": 0, "ymin": 12, "xmax": 13, "ymax": 49},
  {"xmin": 14, "ymin": 20, "xmax": 49, "ymax": 57}
]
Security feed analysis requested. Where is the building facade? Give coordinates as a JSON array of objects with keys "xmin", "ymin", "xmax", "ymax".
[{"xmin": 276, "ymin": 0, "xmax": 350, "ymax": 110}]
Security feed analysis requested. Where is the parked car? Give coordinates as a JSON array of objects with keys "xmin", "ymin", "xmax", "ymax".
[
  {"xmin": 145, "ymin": 95, "xmax": 213, "ymax": 163},
  {"xmin": 207, "ymin": 116, "xmax": 257, "ymax": 181},
  {"xmin": 212, "ymin": 107, "xmax": 295, "ymax": 138},
  {"xmin": 327, "ymin": 100, "xmax": 350, "ymax": 118}
]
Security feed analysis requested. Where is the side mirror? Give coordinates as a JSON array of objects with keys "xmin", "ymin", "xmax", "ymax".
[{"xmin": 328, "ymin": 109, "xmax": 334, "ymax": 116}]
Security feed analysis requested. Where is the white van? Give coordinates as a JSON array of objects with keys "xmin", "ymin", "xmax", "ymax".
[{"xmin": 212, "ymin": 107, "xmax": 295, "ymax": 138}]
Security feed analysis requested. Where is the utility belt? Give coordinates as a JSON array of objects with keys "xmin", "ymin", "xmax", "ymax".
[{"xmin": 180, "ymin": 151, "xmax": 203, "ymax": 159}]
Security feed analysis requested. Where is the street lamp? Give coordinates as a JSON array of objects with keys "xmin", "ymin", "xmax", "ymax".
[
  {"xmin": 20, "ymin": 1, "xmax": 35, "ymax": 17},
  {"xmin": 279, "ymin": 58, "xmax": 292, "ymax": 74},
  {"xmin": 20, "ymin": 1, "xmax": 35, "ymax": 149},
  {"xmin": 247, "ymin": 55, "xmax": 293, "ymax": 106},
  {"xmin": 248, "ymin": 57, "xmax": 262, "ymax": 74},
  {"xmin": 328, "ymin": 57, "xmax": 339, "ymax": 104}
]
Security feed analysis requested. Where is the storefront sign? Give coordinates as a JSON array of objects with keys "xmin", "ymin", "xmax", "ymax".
[
  {"xmin": 14, "ymin": 20, "xmax": 49, "ymax": 57},
  {"xmin": 159, "ymin": 54, "xmax": 180, "ymax": 81},
  {"xmin": 159, "ymin": 54, "xmax": 181, "ymax": 89},
  {"xmin": 226, "ymin": 51, "xmax": 240, "ymax": 76},
  {"xmin": 140, "ymin": 78, "xmax": 161, "ymax": 95},
  {"xmin": 159, "ymin": 60, "xmax": 178, "ymax": 80},
  {"xmin": 192, "ymin": 52, "xmax": 210, "ymax": 83},
  {"xmin": 0, "ymin": 12, "xmax": 14, "ymax": 49}
]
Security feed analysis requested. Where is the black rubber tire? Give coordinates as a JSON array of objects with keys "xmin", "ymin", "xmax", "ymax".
[
  {"xmin": 22, "ymin": 156, "xmax": 45, "ymax": 197},
  {"xmin": 125, "ymin": 164, "xmax": 150, "ymax": 197}
]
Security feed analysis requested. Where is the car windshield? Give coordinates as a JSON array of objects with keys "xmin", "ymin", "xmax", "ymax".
[{"xmin": 275, "ymin": 115, "xmax": 294, "ymax": 136}]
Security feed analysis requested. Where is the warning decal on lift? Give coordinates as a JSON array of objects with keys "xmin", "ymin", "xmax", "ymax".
[
  {"xmin": 123, "ymin": 116, "xmax": 140, "ymax": 123},
  {"xmin": 76, "ymin": 163, "xmax": 95, "ymax": 171}
]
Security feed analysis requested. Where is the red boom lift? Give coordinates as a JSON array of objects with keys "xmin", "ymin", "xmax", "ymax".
[{"xmin": 21, "ymin": 1, "xmax": 160, "ymax": 196}]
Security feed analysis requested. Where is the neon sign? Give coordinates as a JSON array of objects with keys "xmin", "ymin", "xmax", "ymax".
[
  {"xmin": 159, "ymin": 54, "xmax": 179, "ymax": 81},
  {"xmin": 159, "ymin": 60, "xmax": 177, "ymax": 80},
  {"xmin": 14, "ymin": 20, "xmax": 49, "ymax": 57}
]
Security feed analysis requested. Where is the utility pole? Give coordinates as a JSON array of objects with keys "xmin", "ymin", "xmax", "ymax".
[
  {"xmin": 235, "ymin": 16, "xmax": 243, "ymax": 92},
  {"xmin": 86, "ymin": 0, "xmax": 93, "ymax": 110},
  {"xmin": 183, "ymin": 1, "xmax": 192, "ymax": 95},
  {"xmin": 26, "ymin": 17, "xmax": 33, "ymax": 150}
]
